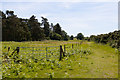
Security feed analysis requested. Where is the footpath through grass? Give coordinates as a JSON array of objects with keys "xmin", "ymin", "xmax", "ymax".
[{"xmin": 2, "ymin": 40, "xmax": 118, "ymax": 78}]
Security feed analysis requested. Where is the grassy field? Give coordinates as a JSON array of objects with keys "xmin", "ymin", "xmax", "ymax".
[{"xmin": 1, "ymin": 40, "xmax": 118, "ymax": 78}]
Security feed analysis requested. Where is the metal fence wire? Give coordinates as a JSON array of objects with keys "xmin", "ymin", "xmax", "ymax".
[
  {"xmin": 2, "ymin": 42, "xmax": 82, "ymax": 63},
  {"xmin": 65, "ymin": 43, "xmax": 80, "ymax": 56}
]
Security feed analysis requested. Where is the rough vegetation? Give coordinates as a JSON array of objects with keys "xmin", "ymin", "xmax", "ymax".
[
  {"xmin": 2, "ymin": 40, "xmax": 118, "ymax": 78},
  {"xmin": 88, "ymin": 30, "xmax": 120, "ymax": 49}
]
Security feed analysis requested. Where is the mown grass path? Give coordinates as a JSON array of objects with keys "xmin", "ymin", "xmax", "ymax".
[{"xmin": 71, "ymin": 41, "xmax": 118, "ymax": 78}]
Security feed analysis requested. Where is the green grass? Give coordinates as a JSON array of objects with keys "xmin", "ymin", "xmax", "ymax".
[{"xmin": 1, "ymin": 40, "xmax": 118, "ymax": 78}]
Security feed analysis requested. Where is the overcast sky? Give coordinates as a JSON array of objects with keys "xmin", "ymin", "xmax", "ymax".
[{"xmin": 1, "ymin": 1, "xmax": 118, "ymax": 37}]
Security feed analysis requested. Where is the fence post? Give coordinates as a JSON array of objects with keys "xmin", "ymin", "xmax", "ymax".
[
  {"xmin": 63, "ymin": 45, "xmax": 65, "ymax": 57},
  {"xmin": 8, "ymin": 47, "xmax": 10, "ymax": 52},
  {"xmin": 72, "ymin": 44, "xmax": 73, "ymax": 48},
  {"xmin": 16, "ymin": 47, "xmax": 20, "ymax": 55},
  {"xmin": 59, "ymin": 45, "xmax": 62, "ymax": 61},
  {"xmin": 46, "ymin": 47, "xmax": 48, "ymax": 61}
]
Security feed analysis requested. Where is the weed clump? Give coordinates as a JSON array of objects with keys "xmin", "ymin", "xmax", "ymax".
[{"xmin": 79, "ymin": 50, "xmax": 92, "ymax": 55}]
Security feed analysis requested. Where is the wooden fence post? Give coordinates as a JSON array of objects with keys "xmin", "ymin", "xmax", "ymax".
[
  {"xmin": 8, "ymin": 47, "xmax": 10, "ymax": 52},
  {"xmin": 59, "ymin": 45, "xmax": 63, "ymax": 61},
  {"xmin": 72, "ymin": 44, "xmax": 73, "ymax": 48},
  {"xmin": 63, "ymin": 45, "xmax": 65, "ymax": 57},
  {"xmin": 16, "ymin": 47, "xmax": 20, "ymax": 55}
]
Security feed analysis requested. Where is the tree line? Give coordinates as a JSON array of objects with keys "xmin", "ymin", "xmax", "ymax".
[
  {"xmin": 86, "ymin": 30, "xmax": 120, "ymax": 49},
  {"xmin": 1, "ymin": 10, "xmax": 78, "ymax": 41},
  {"xmin": 1, "ymin": 10, "xmax": 85, "ymax": 41}
]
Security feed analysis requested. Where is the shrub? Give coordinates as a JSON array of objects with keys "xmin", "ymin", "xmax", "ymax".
[
  {"xmin": 51, "ymin": 33, "xmax": 62, "ymax": 40},
  {"xmin": 77, "ymin": 33, "xmax": 84, "ymax": 40}
]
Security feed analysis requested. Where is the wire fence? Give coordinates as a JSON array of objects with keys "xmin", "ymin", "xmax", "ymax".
[{"xmin": 2, "ymin": 41, "xmax": 83, "ymax": 63}]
